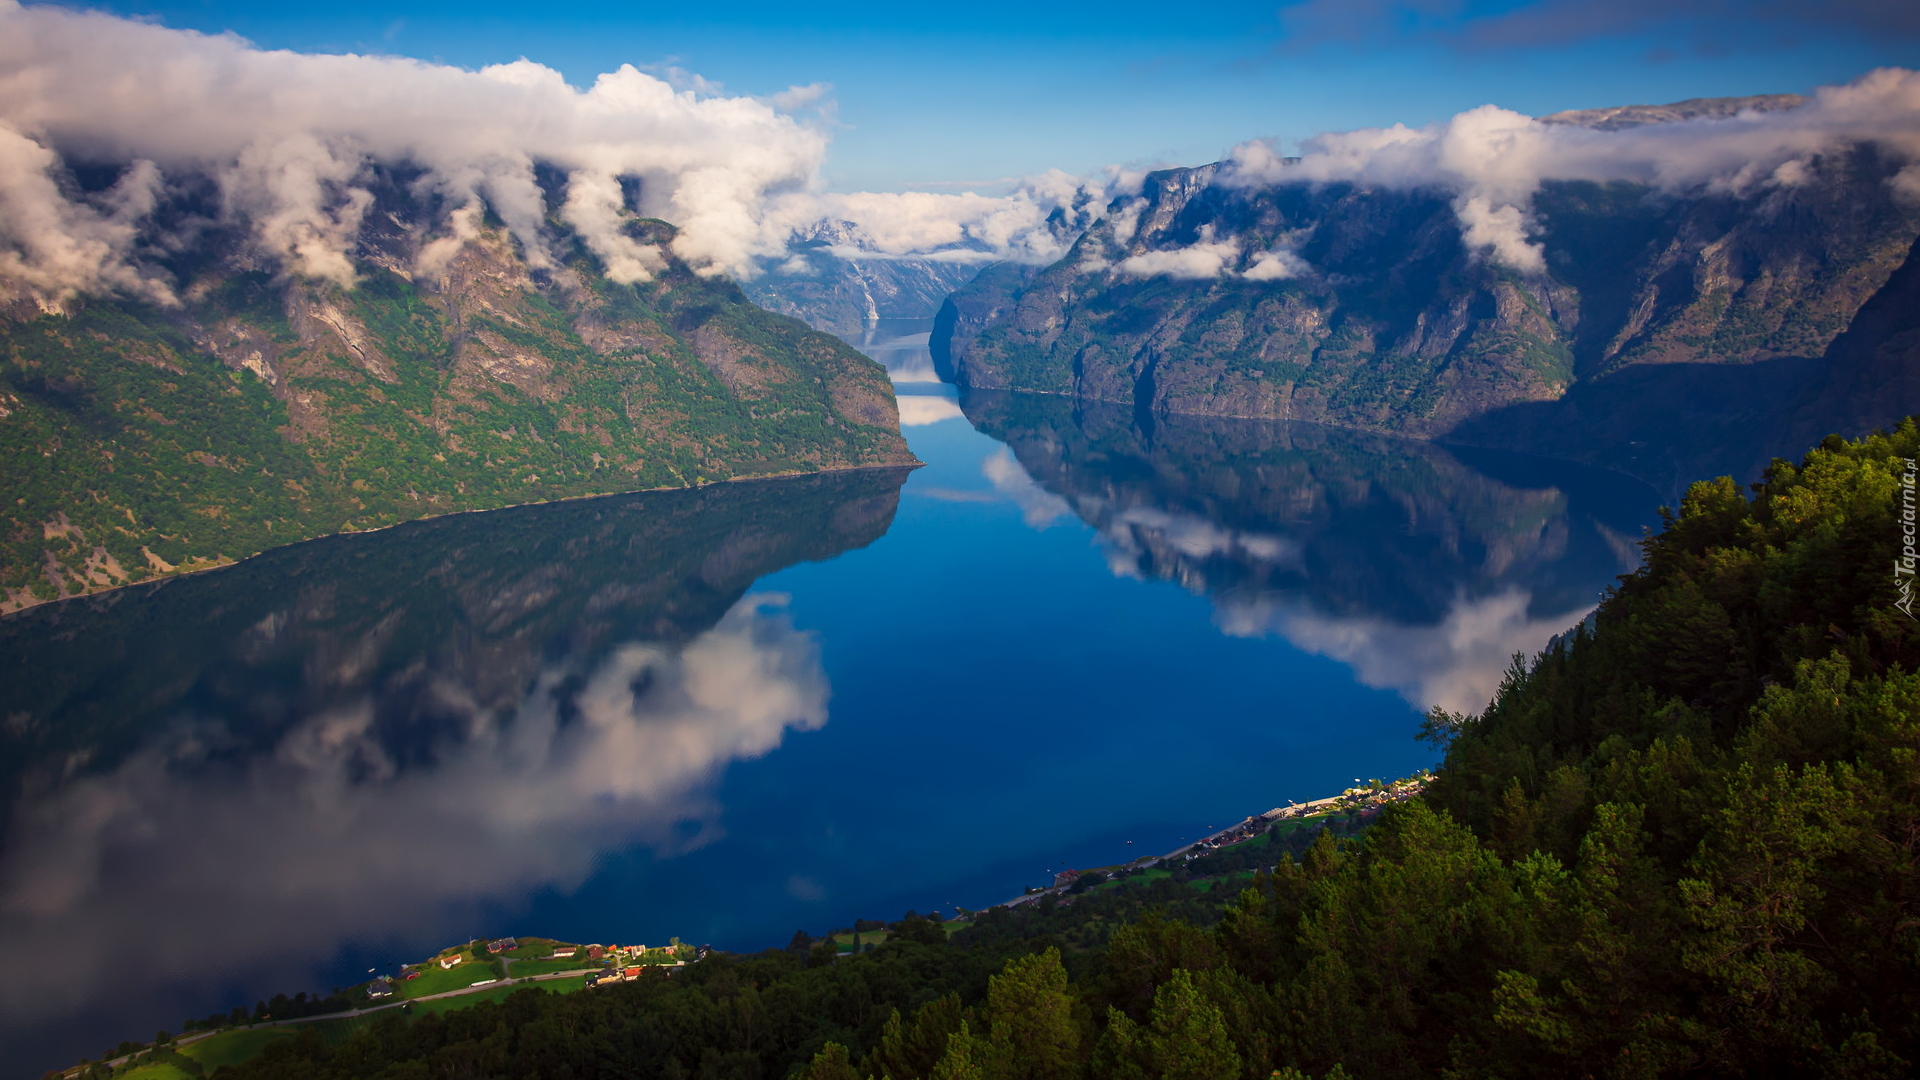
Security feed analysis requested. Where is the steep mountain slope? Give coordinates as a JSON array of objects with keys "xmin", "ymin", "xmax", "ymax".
[
  {"xmin": 740, "ymin": 221, "xmax": 984, "ymax": 335},
  {"xmin": 0, "ymin": 175, "xmax": 914, "ymax": 612},
  {"xmin": 935, "ymin": 97, "xmax": 1920, "ymax": 495}
]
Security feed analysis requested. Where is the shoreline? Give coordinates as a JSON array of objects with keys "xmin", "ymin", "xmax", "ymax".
[
  {"xmin": 986, "ymin": 772, "xmax": 1432, "ymax": 911},
  {"xmin": 3, "ymin": 459, "xmax": 921, "ymax": 618}
]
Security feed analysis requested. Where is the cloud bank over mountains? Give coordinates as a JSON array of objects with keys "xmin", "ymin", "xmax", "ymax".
[
  {"xmin": 3, "ymin": 0, "xmax": 1919, "ymax": 307},
  {"xmin": 1208, "ymin": 66, "xmax": 1920, "ymax": 275},
  {"xmin": 0, "ymin": 0, "xmax": 1112, "ymax": 307}
]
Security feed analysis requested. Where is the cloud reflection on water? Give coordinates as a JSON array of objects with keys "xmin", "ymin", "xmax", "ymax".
[
  {"xmin": 894, "ymin": 394, "xmax": 964, "ymax": 426},
  {"xmin": 962, "ymin": 391, "xmax": 1654, "ymax": 715},
  {"xmin": 0, "ymin": 596, "xmax": 824, "ymax": 1022},
  {"xmin": 1218, "ymin": 590, "xmax": 1595, "ymax": 715},
  {"xmin": 982, "ymin": 448, "xmax": 1072, "ymax": 528},
  {"xmin": 0, "ymin": 467, "xmax": 905, "ymax": 1067}
]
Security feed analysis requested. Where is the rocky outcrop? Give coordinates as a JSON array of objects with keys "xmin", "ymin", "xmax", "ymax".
[{"xmin": 740, "ymin": 220, "xmax": 985, "ymax": 335}]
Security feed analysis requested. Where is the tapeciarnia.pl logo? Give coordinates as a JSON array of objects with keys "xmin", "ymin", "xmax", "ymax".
[{"xmin": 1898, "ymin": 457, "xmax": 1918, "ymax": 619}]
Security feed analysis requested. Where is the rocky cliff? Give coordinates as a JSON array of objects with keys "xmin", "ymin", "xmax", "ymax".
[
  {"xmin": 935, "ymin": 97, "xmax": 1920, "ymax": 495},
  {"xmin": 740, "ymin": 220, "xmax": 984, "ymax": 335},
  {"xmin": 0, "ymin": 172, "xmax": 916, "ymax": 611}
]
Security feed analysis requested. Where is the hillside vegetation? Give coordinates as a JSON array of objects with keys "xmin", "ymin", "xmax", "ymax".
[
  {"xmin": 152, "ymin": 422, "xmax": 1919, "ymax": 1078},
  {"xmin": 0, "ymin": 187, "xmax": 913, "ymax": 613}
]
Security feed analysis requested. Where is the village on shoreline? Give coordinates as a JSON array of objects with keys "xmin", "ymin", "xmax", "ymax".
[{"xmin": 991, "ymin": 770, "xmax": 1432, "ymax": 912}]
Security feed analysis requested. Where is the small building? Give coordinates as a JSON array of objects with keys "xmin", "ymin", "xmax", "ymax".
[
  {"xmin": 586, "ymin": 945, "xmax": 606, "ymax": 960},
  {"xmin": 486, "ymin": 937, "xmax": 518, "ymax": 954},
  {"xmin": 367, "ymin": 978, "xmax": 393, "ymax": 999},
  {"xmin": 439, "ymin": 955, "xmax": 463, "ymax": 969},
  {"xmin": 625, "ymin": 966, "xmax": 642, "ymax": 978},
  {"xmin": 551, "ymin": 946, "xmax": 577, "ymax": 959}
]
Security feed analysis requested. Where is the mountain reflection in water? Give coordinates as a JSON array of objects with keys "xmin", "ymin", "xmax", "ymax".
[
  {"xmin": 0, "ymin": 468, "xmax": 906, "ymax": 1065},
  {"xmin": 961, "ymin": 391, "xmax": 1656, "ymax": 713}
]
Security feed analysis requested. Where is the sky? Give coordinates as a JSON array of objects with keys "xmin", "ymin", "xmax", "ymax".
[{"xmin": 62, "ymin": 0, "xmax": 1920, "ymax": 193}]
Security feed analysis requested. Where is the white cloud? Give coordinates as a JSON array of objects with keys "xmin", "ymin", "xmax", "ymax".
[
  {"xmin": 1116, "ymin": 228, "xmax": 1241, "ymax": 279},
  {"xmin": 0, "ymin": 1, "xmax": 1128, "ymax": 307},
  {"xmin": 1111, "ymin": 223, "xmax": 1316, "ymax": 283},
  {"xmin": 1220, "ymin": 67, "xmax": 1920, "ymax": 272},
  {"xmin": 0, "ymin": 594, "xmax": 826, "ymax": 1021},
  {"xmin": 1243, "ymin": 247, "xmax": 1311, "ymax": 281}
]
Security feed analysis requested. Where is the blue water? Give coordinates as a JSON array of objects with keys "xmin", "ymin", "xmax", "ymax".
[
  {"xmin": 0, "ymin": 331, "xmax": 1661, "ymax": 1075},
  {"xmin": 522, "ymin": 409, "xmax": 1439, "ymax": 949}
]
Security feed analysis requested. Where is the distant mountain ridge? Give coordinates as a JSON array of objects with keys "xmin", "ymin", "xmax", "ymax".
[
  {"xmin": 740, "ymin": 219, "xmax": 985, "ymax": 336},
  {"xmin": 933, "ymin": 94, "xmax": 1920, "ymax": 496},
  {"xmin": 1538, "ymin": 93, "xmax": 1808, "ymax": 130},
  {"xmin": 0, "ymin": 170, "xmax": 915, "ymax": 612}
]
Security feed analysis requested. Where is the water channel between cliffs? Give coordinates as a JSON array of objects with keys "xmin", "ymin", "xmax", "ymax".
[{"xmin": 0, "ymin": 319, "xmax": 1663, "ymax": 1077}]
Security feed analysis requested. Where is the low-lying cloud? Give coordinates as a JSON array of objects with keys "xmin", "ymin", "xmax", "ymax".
[
  {"xmin": 1109, "ymin": 224, "xmax": 1313, "ymax": 281},
  {"xmin": 1222, "ymin": 66, "xmax": 1920, "ymax": 272}
]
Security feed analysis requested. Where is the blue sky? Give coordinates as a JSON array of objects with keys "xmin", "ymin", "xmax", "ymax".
[{"xmin": 51, "ymin": 0, "xmax": 1920, "ymax": 191}]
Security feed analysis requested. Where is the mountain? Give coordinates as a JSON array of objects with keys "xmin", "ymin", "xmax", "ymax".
[
  {"xmin": 1536, "ymin": 92, "xmax": 1807, "ymax": 130},
  {"xmin": 740, "ymin": 220, "xmax": 985, "ymax": 335},
  {"xmin": 933, "ymin": 97, "xmax": 1920, "ymax": 496},
  {"xmin": 0, "ymin": 172, "xmax": 915, "ymax": 613}
]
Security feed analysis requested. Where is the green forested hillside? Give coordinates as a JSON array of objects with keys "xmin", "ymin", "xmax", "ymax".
[
  {"xmin": 139, "ymin": 423, "xmax": 1918, "ymax": 1079},
  {"xmin": 0, "ymin": 212, "xmax": 913, "ymax": 613}
]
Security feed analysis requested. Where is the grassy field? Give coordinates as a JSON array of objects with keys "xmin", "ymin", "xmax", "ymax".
[
  {"xmin": 398, "ymin": 961, "xmax": 500, "ymax": 999},
  {"xmin": 407, "ymin": 976, "xmax": 591, "ymax": 1018},
  {"xmin": 510, "ymin": 958, "xmax": 597, "ymax": 977},
  {"xmin": 160, "ymin": 982, "xmax": 600, "ymax": 1072},
  {"xmin": 831, "ymin": 929, "xmax": 890, "ymax": 952},
  {"xmin": 301, "ymin": 1013, "xmax": 385, "ymax": 1047},
  {"xmin": 115, "ymin": 1065, "xmax": 194, "ymax": 1080},
  {"xmin": 180, "ymin": 1027, "xmax": 297, "ymax": 1068}
]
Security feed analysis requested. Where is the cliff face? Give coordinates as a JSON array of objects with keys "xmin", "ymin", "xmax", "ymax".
[
  {"xmin": 936, "ymin": 123, "xmax": 1920, "ymax": 495},
  {"xmin": 0, "ymin": 175, "xmax": 915, "ymax": 611},
  {"xmin": 740, "ymin": 221, "xmax": 984, "ymax": 335}
]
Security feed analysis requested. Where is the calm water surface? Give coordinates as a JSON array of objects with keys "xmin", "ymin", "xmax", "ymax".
[{"xmin": 0, "ymin": 323, "xmax": 1660, "ymax": 1075}]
